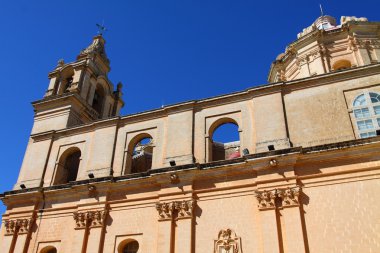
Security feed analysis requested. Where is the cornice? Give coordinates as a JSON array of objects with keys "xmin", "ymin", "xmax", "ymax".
[{"xmin": 2, "ymin": 136, "xmax": 380, "ymax": 201}]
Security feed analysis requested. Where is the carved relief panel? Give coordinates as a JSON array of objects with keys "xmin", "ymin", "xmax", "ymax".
[{"xmin": 214, "ymin": 229, "xmax": 242, "ymax": 253}]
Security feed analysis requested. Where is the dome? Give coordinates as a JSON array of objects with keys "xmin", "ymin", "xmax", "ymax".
[{"xmin": 314, "ymin": 15, "xmax": 337, "ymax": 30}]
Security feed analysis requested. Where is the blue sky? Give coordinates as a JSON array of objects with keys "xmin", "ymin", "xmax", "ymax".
[{"xmin": 0, "ymin": 0, "xmax": 378, "ymax": 214}]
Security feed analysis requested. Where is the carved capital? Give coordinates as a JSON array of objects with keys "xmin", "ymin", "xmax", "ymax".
[
  {"xmin": 73, "ymin": 210, "xmax": 108, "ymax": 229},
  {"xmin": 155, "ymin": 202, "xmax": 175, "ymax": 220},
  {"xmin": 174, "ymin": 200, "xmax": 195, "ymax": 219},
  {"xmin": 156, "ymin": 199, "xmax": 196, "ymax": 220},
  {"xmin": 255, "ymin": 190, "xmax": 277, "ymax": 210},
  {"xmin": 255, "ymin": 186, "xmax": 302, "ymax": 210},
  {"xmin": 88, "ymin": 210, "xmax": 108, "ymax": 227},
  {"xmin": 73, "ymin": 212, "xmax": 87, "ymax": 229},
  {"xmin": 278, "ymin": 186, "xmax": 301, "ymax": 207},
  {"xmin": 4, "ymin": 220, "xmax": 17, "ymax": 235},
  {"xmin": 4, "ymin": 218, "xmax": 34, "ymax": 236}
]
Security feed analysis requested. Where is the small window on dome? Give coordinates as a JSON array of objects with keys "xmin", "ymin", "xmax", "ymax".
[{"xmin": 333, "ymin": 60, "xmax": 352, "ymax": 71}]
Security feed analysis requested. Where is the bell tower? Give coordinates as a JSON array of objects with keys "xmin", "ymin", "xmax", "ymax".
[{"xmin": 32, "ymin": 35, "xmax": 124, "ymax": 134}]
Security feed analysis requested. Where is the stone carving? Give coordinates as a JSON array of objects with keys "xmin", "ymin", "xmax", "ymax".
[
  {"xmin": 156, "ymin": 202, "xmax": 174, "ymax": 220},
  {"xmin": 297, "ymin": 24, "xmax": 316, "ymax": 39},
  {"xmin": 255, "ymin": 190, "xmax": 276, "ymax": 210},
  {"xmin": 269, "ymin": 159, "xmax": 278, "ymax": 167},
  {"xmin": 349, "ymin": 36, "xmax": 380, "ymax": 50},
  {"xmin": 79, "ymin": 36, "xmax": 109, "ymax": 63},
  {"xmin": 73, "ymin": 212, "xmax": 87, "ymax": 229},
  {"xmin": 175, "ymin": 200, "xmax": 195, "ymax": 218},
  {"xmin": 56, "ymin": 59, "xmax": 64, "ymax": 68},
  {"xmin": 156, "ymin": 199, "xmax": 195, "ymax": 220},
  {"xmin": 4, "ymin": 218, "xmax": 33, "ymax": 235},
  {"xmin": 341, "ymin": 16, "xmax": 368, "ymax": 25},
  {"xmin": 278, "ymin": 186, "xmax": 301, "ymax": 207},
  {"xmin": 88, "ymin": 210, "xmax": 108, "ymax": 227},
  {"xmin": 4, "ymin": 220, "xmax": 17, "ymax": 235},
  {"xmin": 214, "ymin": 228, "xmax": 242, "ymax": 253},
  {"xmin": 255, "ymin": 186, "xmax": 301, "ymax": 210},
  {"xmin": 73, "ymin": 210, "xmax": 108, "ymax": 229},
  {"xmin": 18, "ymin": 219, "xmax": 32, "ymax": 234}
]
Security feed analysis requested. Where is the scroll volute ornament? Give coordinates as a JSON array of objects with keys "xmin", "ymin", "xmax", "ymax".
[{"xmin": 214, "ymin": 228, "xmax": 242, "ymax": 253}]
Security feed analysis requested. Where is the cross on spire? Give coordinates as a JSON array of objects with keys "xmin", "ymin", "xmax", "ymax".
[
  {"xmin": 319, "ymin": 4, "xmax": 324, "ymax": 17},
  {"xmin": 96, "ymin": 21, "xmax": 107, "ymax": 36}
]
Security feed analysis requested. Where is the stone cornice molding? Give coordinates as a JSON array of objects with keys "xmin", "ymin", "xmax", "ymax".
[
  {"xmin": 4, "ymin": 217, "xmax": 34, "ymax": 236},
  {"xmin": 73, "ymin": 209, "xmax": 108, "ymax": 229},
  {"xmin": 255, "ymin": 186, "xmax": 301, "ymax": 210},
  {"xmin": 156, "ymin": 199, "xmax": 196, "ymax": 221}
]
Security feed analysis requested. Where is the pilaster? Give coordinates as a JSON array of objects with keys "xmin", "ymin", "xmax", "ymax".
[
  {"xmin": 174, "ymin": 200, "xmax": 195, "ymax": 253},
  {"xmin": 155, "ymin": 199, "xmax": 196, "ymax": 253},
  {"xmin": 71, "ymin": 209, "xmax": 108, "ymax": 253},
  {"xmin": 1, "ymin": 217, "xmax": 34, "ymax": 253},
  {"xmin": 255, "ymin": 190, "xmax": 280, "ymax": 253},
  {"xmin": 255, "ymin": 186, "xmax": 306, "ymax": 253},
  {"xmin": 278, "ymin": 187, "xmax": 305, "ymax": 253}
]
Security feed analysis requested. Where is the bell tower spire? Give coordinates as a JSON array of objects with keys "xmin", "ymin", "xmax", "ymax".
[{"xmin": 32, "ymin": 35, "xmax": 124, "ymax": 134}]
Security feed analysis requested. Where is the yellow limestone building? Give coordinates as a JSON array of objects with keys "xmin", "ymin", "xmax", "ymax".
[{"xmin": 1, "ymin": 15, "xmax": 380, "ymax": 253}]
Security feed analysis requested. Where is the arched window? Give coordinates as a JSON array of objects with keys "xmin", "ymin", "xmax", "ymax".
[
  {"xmin": 118, "ymin": 240, "xmax": 139, "ymax": 253},
  {"xmin": 54, "ymin": 148, "xmax": 81, "ymax": 185},
  {"xmin": 40, "ymin": 246, "xmax": 57, "ymax": 253},
  {"xmin": 57, "ymin": 67, "xmax": 74, "ymax": 95},
  {"xmin": 123, "ymin": 241, "xmax": 139, "ymax": 253},
  {"xmin": 209, "ymin": 120, "xmax": 240, "ymax": 161},
  {"xmin": 352, "ymin": 92, "xmax": 380, "ymax": 138},
  {"xmin": 92, "ymin": 84, "xmax": 105, "ymax": 117},
  {"xmin": 127, "ymin": 135, "xmax": 153, "ymax": 174},
  {"xmin": 63, "ymin": 77, "xmax": 73, "ymax": 93},
  {"xmin": 333, "ymin": 60, "xmax": 352, "ymax": 71}
]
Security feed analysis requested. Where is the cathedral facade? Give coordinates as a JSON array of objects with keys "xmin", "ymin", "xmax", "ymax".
[{"xmin": 1, "ymin": 15, "xmax": 380, "ymax": 253}]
